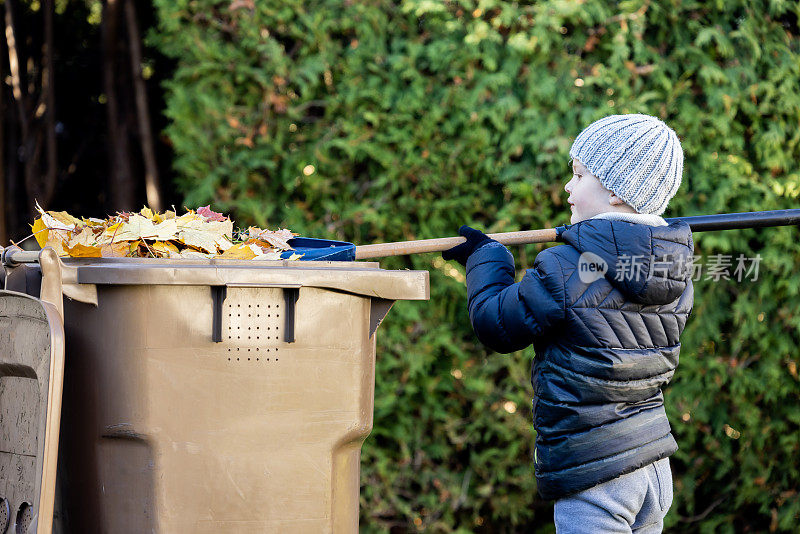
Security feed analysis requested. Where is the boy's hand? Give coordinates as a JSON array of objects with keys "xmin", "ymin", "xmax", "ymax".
[{"xmin": 442, "ymin": 225, "xmax": 494, "ymax": 266}]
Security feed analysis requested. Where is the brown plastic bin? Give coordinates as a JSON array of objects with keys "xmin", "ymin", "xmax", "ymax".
[{"xmin": 1, "ymin": 252, "xmax": 429, "ymax": 533}]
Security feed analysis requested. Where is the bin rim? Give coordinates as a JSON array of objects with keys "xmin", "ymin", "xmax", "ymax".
[{"xmin": 59, "ymin": 256, "xmax": 430, "ymax": 301}]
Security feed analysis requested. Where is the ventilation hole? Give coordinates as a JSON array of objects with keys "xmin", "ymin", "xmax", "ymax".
[
  {"xmin": 16, "ymin": 502, "xmax": 33, "ymax": 533},
  {"xmin": 0, "ymin": 498, "xmax": 8, "ymax": 532},
  {"xmin": 256, "ymin": 358, "xmax": 260, "ymax": 361},
  {"xmin": 237, "ymin": 358, "xmax": 240, "ymax": 361},
  {"xmin": 248, "ymin": 358, "xmax": 251, "ymax": 361}
]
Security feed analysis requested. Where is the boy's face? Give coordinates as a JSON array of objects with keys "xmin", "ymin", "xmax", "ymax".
[{"xmin": 564, "ymin": 158, "xmax": 618, "ymax": 224}]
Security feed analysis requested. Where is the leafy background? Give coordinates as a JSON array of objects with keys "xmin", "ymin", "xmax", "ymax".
[{"xmin": 148, "ymin": 0, "xmax": 800, "ymax": 532}]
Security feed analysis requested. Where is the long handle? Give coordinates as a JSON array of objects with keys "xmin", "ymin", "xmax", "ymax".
[
  {"xmin": 354, "ymin": 209, "xmax": 800, "ymax": 260},
  {"xmin": 354, "ymin": 229, "xmax": 558, "ymax": 260}
]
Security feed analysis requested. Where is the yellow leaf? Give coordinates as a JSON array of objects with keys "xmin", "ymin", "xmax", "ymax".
[
  {"xmin": 66, "ymin": 243, "xmax": 102, "ymax": 258},
  {"xmin": 152, "ymin": 219, "xmax": 178, "ymax": 241},
  {"xmin": 66, "ymin": 227, "xmax": 96, "ymax": 249},
  {"xmin": 140, "ymin": 206, "xmax": 155, "ymax": 220},
  {"xmin": 48, "ymin": 210, "xmax": 83, "ymax": 227},
  {"xmin": 113, "ymin": 214, "xmax": 159, "ymax": 241},
  {"xmin": 43, "ymin": 229, "xmax": 70, "ymax": 256},
  {"xmin": 176, "ymin": 212, "xmax": 201, "ymax": 226},
  {"xmin": 251, "ymin": 251, "xmax": 283, "ymax": 261},
  {"xmin": 151, "ymin": 241, "xmax": 179, "ymax": 257},
  {"xmin": 219, "ymin": 244, "xmax": 256, "ymax": 259},
  {"xmin": 101, "ymin": 242, "xmax": 133, "ymax": 257},
  {"xmin": 31, "ymin": 217, "xmax": 49, "ymax": 248},
  {"xmin": 178, "ymin": 229, "xmax": 219, "ymax": 253}
]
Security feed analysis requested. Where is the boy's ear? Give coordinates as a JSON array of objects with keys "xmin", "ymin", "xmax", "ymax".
[{"xmin": 608, "ymin": 193, "xmax": 628, "ymax": 206}]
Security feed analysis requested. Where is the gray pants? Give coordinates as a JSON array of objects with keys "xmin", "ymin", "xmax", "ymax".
[{"xmin": 554, "ymin": 458, "xmax": 673, "ymax": 534}]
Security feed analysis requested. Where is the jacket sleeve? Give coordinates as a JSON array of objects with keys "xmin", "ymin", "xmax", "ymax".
[{"xmin": 465, "ymin": 242, "xmax": 566, "ymax": 354}]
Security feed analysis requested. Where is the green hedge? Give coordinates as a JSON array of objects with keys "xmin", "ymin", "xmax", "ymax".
[{"xmin": 150, "ymin": 1, "xmax": 800, "ymax": 531}]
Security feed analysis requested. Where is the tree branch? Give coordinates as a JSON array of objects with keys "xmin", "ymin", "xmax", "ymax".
[
  {"xmin": 102, "ymin": 0, "xmax": 135, "ymax": 211},
  {"xmin": 125, "ymin": 0, "xmax": 161, "ymax": 211},
  {"xmin": 41, "ymin": 0, "xmax": 57, "ymax": 207}
]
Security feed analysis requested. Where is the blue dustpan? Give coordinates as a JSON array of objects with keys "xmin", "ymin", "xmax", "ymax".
[{"xmin": 280, "ymin": 237, "xmax": 356, "ymax": 261}]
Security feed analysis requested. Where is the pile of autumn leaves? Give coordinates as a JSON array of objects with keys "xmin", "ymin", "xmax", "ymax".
[{"xmin": 32, "ymin": 203, "xmax": 303, "ymax": 260}]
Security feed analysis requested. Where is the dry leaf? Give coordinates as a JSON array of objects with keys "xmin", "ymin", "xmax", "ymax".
[
  {"xmin": 113, "ymin": 214, "xmax": 160, "ymax": 241},
  {"xmin": 31, "ymin": 217, "xmax": 49, "ymax": 248},
  {"xmin": 219, "ymin": 243, "xmax": 257, "ymax": 259},
  {"xmin": 47, "ymin": 210, "xmax": 83, "ymax": 227},
  {"xmin": 152, "ymin": 219, "xmax": 179, "ymax": 241},
  {"xmin": 140, "ymin": 206, "xmax": 155, "ymax": 220},
  {"xmin": 197, "ymin": 205, "xmax": 228, "ymax": 222},
  {"xmin": 66, "ymin": 242, "xmax": 102, "ymax": 258},
  {"xmin": 66, "ymin": 227, "xmax": 96, "ymax": 249},
  {"xmin": 101, "ymin": 242, "xmax": 132, "ymax": 257},
  {"xmin": 178, "ymin": 229, "xmax": 220, "ymax": 254},
  {"xmin": 151, "ymin": 241, "xmax": 179, "ymax": 257},
  {"xmin": 30, "ymin": 204, "xmax": 302, "ymax": 260}
]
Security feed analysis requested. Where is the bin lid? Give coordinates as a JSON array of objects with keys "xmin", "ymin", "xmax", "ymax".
[
  {"xmin": 61, "ymin": 257, "xmax": 429, "ymax": 301},
  {"xmin": 0, "ymin": 291, "xmax": 65, "ymax": 534}
]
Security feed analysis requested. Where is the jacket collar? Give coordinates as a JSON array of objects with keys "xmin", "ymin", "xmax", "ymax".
[{"xmin": 588, "ymin": 211, "xmax": 668, "ymax": 227}]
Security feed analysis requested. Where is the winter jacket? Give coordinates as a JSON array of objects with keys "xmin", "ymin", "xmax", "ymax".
[{"xmin": 464, "ymin": 214, "xmax": 694, "ymax": 500}]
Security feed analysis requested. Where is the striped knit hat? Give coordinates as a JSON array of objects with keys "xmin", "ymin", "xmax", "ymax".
[{"xmin": 569, "ymin": 114, "xmax": 684, "ymax": 216}]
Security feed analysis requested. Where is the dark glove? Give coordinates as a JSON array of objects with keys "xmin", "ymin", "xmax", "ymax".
[{"xmin": 442, "ymin": 225, "xmax": 494, "ymax": 266}]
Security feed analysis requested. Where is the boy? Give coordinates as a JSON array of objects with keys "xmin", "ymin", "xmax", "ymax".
[{"xmin": 443, "ymin": 114, "xmax": 694, "ymax": 533}]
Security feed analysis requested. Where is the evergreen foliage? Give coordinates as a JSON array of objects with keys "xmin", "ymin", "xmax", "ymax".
[{"xmin": 150, "ymin": 1, "xmax": 800, "ymax": 531}]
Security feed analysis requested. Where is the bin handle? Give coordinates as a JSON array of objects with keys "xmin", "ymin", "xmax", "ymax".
[
  {"xmin": 211, "ymin": 283, "xmax": 303, "ymax": 343},
  {"xmin": 38, "ymin": 248, "xmax": 64, "ymax": 319}
]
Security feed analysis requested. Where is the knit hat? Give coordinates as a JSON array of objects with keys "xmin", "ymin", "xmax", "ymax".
[{"xmin": 569, "ymin": 114, "xmax": 684, "ymax": 216}]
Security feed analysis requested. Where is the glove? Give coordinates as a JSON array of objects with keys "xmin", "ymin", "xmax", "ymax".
[{"xmin": 442, "ymin": 225, "xmax": 494, "ymax": 266}]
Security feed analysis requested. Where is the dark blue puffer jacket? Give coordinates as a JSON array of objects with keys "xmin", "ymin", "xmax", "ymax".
[{"xmin": 464, "ymin": 217, "xmax": 694, "ymax": 500}]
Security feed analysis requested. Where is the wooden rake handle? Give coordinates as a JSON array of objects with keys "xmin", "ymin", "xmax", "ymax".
[
  {"xmin": 354, "ymin": 228, "xmax": 559, "ymax": 260},
  {"xmin": 353, "ymin": 208, "xmax": 800, "ymax": 260}
]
